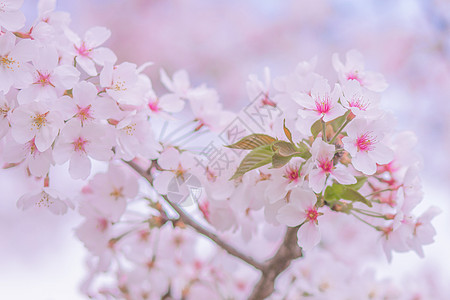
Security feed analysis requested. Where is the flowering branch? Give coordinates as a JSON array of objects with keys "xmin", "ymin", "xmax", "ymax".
[
  {"xmin": 248, "ymin": 226, "xmax": 303, "ymax": 300},
  {"xmin": 125, "ymin": 160, "xmax": 266, "ymax": 271}
]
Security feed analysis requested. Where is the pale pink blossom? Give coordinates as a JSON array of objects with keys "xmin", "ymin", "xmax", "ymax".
[
  {"xmin": 0, "ymin": 91, "xmax": 13, "ymax": 138},
  {"xmin": 342, "ymin": 118, "xmax": 394, "ymax": 175},
  {"xmin": 0, "ymin": 31, "xmax": 34, "ymax": 92},
  {"xmin": 114, "ymin": 112, "xmax": 160, "ymax": 161},
  {"xmin": 341, "ymin": 79, "xmax": 381, "ymax": 118},
  {"xmin": 406, "ymin": 206, "xmax": 441, "ymax": 258},
  {"xmin": 2, "ymin": 134, "xmax": 53, "ymax": 177},
  {"xmin": 99, "ymin": 62, "xmax": 148, "ymax": 106},
  {"xmin": 17, "ymin": 45, "xmax": 79, "ymax": 103},
  {"xmin": 294, "ymin": 78, "xmax": 346, "ymax": 132},
  {"xmin": 65, "ymin": 26, "xmax": 117, "ymax": 76},
  {"xmin": 53, "ymin": 120, "xmax": 113, "ymax": 179},
  {"xmin": 10, "ymin": 101, "xmax": 64, "ymax": 151},
  {"xmin": 277, "ymin": 188, "xmax": 321, "ymax": 250},
  {"xmin": 309, "ymin": 139, "xmax": 356, "ymax": 193},
  {"xmin": 0, "ymin": 0, "xmax": 25, "ymax": 31},
  {"xmin": 60, "ymin": 81, "xmax": 120, "ymax": 125},
  {"xmin": 332, "ymin": 49, "xmax": 388, "ymax": 92},
  {"xmin": 88, "ymin": 164, "xmax": 139, "ymax": 222},
  {"xmin": 17, "ymin": 187, "xmax": 70, "ymax": 215}
]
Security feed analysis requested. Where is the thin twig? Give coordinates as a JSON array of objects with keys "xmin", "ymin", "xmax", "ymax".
[{"xmin": 125, "ymin": 160, "xmax": 265, "ymax": 271}]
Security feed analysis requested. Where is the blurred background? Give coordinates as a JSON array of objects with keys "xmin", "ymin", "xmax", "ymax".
[{"xmin": 2, "ymin": 0, "xmax": 449, "ymax": 298}]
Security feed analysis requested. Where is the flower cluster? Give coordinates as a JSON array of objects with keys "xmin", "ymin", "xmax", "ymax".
[{"xmin": 0, "ymin": 1, "xmax": 443, "ymax": 299}]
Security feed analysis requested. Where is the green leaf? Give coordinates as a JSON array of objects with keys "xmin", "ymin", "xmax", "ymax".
[
  {"xmin": 225, "ymin": 134, "xmax": 276, "ymax": 150},
  {"xmin": 295, "ymin": 141, "xmax": 312, "ymax": 160},
  {"xmin": 341, "ymin": 189, "xmax": 372, "ymax": 207},
  {"xmin": 272, "ymin": 141, "xmax": 298, "ymax": 157},
  {"xmin": 230, "ymin": 145, "xmax": 274, "ymax": 180},
  {"xmin": 271, "ymin": 153, "xmax": 292, "ymax": 168},
  {"xmin": 283, "ymin": 119, "xmax": 294, "ymax": 143},
  {"xmin": 324, "ymin": 183, "xmax": 372, "ymax": 207},
  {"xmin": 328, "ymin": 114, "xmax": 347, "ymax": 131},
  {"xmin": 311, "ymin": 119, "xmax": 322, "ymax": 138},
  {"xmin": 346, "ymin": 176, "xmax": 367, "ymax": 190},
  {"xmin": 324, "ymin": 184, "xmax": 346, "ymax": 202}
]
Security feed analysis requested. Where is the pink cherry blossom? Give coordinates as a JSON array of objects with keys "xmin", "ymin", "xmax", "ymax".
[
  {"xmin": 342, "ymin": 118, "xmax": 394, "ymax": 175},
  {"xmin": 309, "ymin": 139, "xmax": 356, "ymax": 193},
  {"xmin": 17, "ymin": 45, "xmax": 80, "ymax": 103},
  {"xmin": 53, "ymin": 120, "xmax": 113, "ymax": 179},
  {"xmin": 295, "ymin": 78, "xmax": 346, "ymax": 129},
  {"xmin": 0, "ymin": 0, "xmax": 25, "ymax": 31},
  {"xmin": 114, "ymin": 112, "xmax": 160, "ymax": 161},
  {"xmin": 341, "ymin": 79, "xmax": 381, "ymax": 118},
  {"xmin": 99, "ymin": 62, "xmax": 148, "ymax": 106},
  {"xmin": 0, "ymin": 31, "xmax": 34, "ymax": 92},
  {"xmin": 88, "ymin": 164, "xmax": 139, "ymax": 222},
  {"xmin": 276, "ymin": 188, "xmax": 321, "ymax": 250},
  {"xmin": 332, "ymin": 49, "xmax": 388, "ymax": 92},
  {"xmin": 10, "ymin": 101, "xmax": 64, "ymax": 151},
  {"xmin": 65, "ymin": 26, "xmax": 117, "ymax": 76},
  {"xmin": 2, "ymin": 134, "xmax": 53, "ymax": 177},
  {"xmin": 17, "ymin": 187, "xmax": 70, "ymax": 215},
  {"xmin": 0, "ymin": 91, "xmax": 14, "ymax": 138}
]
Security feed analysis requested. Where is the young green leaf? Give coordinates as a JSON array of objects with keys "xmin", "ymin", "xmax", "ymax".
[
  {"xmin": 271, "ymin": 153, "xmax": 292, "ymax": 168},
  {"xmin": 311, "ymin": 119, "xmax": 322, "ymax": 138},
  {"xmin": 225, "ymin": 134, "xmax": 276, "ymax": 150},
  {"xmin": 229, "ymin": 145, "xmax": 274, "ymax": 180},
  {"xmin": 283, "ymin": 119, "xmax": 293, "ymax": 143}
]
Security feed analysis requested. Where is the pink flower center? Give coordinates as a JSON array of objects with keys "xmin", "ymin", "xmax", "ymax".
[
  {"xmin": 285, "ymin": 165, "xmax": 299, "ymax": 182},
  {"xmin": 75, "ymin": 42, "xmax": 91, "ymax": 57},
  {"xmin": 347, "ymin": 72, "xmax": 363, "ymax": 84},
  {"xmin": 314, "ymin": 95, "xmax": 331, "ymax": 115},
  {"xmin": 73, "ymin": 136, "xmax": 88, "ymax": 153},
  {"xmin": 348, "ymin": 96, "xmax": 369, "ymax": 111},
  {"xmin": 356, "ymin": 132, "xmax": 376, "ymax": 152},
  {"xmin": 306, "ymin": 207, "xmax": 319, "ymax": 222},
  {"xmin": 34, "ymin": 71, "xmax": 54, "ymax": 87},
  {"xmin": 76, "ymin": 104, "xmax": 93, "ymax": 124},
  {"xmin": 148, "ymin": 100, "xmax": 160, "ymax": 112},
  {"xmin": 261, "ymin": 94, "xmax": 276, "ymax": 107},
  {"xmin": 97, "ymin": 218, "xmax": 109, "ymax": 232},
  {"xmin": 318, "ymin": 158, "xmax": 333, "ymax": 173}
]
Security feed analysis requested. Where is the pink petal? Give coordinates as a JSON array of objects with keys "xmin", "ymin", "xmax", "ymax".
[{"xmin": 297, "ymin": 221, "xmax": 321, "ymax": 251}]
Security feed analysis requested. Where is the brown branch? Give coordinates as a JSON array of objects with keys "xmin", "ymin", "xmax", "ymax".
[
  {"xmin": 248, "ymin": 226, "xmax": 303, "ymax": 300},
  {"xmin": 125, "ymin": 160, "xmax": 265, "ymax": 271}
]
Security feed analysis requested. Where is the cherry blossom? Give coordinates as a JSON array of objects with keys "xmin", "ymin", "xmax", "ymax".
[
  {"xmin": 277, "ymin": 188, "xmax": 321, "ymax": 250},
  {"xmin": 65, "ymin": 26, "xmax": 117, "ymax": 76},
  {"xmin": 294, "ymin": 78, "xmax": 346, "ymax": 132},
  {"xmin": 308, "ymin": 139, "xmax": 356, "ymax": 193},
  {"xmin": 17, "ymin": 45, "xmax": 80, "ymax": 103},
  {"xmin": 0, "ymin": 0, "xmax": 25, "ymax": 31},
  {"xmin": 332, "ymin": 49, "xmax": 388, "ymax": 92},
  {"xmin": 342, "ymin": 118, "xmax": 394, "ymax": 175},
  {"xmin": 10, "ymin": 100, "xmax": 64, "ymax": 151},
  {"xmin": 0, "ymin": 31, "xmax": 34, "ymax": 92},
  {"xmin": 53, "ymin": 120, "xmax": 113, "ymax": 179},
  {"xmin": 17, "ymin": 187, "xmax": 70, "ymax": 215}
]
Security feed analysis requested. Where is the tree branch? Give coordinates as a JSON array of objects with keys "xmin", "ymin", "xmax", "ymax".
[
  {"xmin": 248, "ymin": 226, "xmax": 303, "ymax": 300},
  {"xmin": 125, "ymin": 160, "xmax": 265, "ymax": 271}
]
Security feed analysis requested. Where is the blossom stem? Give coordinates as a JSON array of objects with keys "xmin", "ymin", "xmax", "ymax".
[
  {"xmin": 353, "ymin": 208, "xmax": 385, "ymax": 218},
  {"xmin": 321, "ymin": 120, "xmax": 327, "ymax": 142},
  {"xmin": 329, "ymin": 110, "xmax": 351, "ymax": 144},
  {"xmin": 350, "ymin": 212, "xmax": 378, "ymax": 229},
  {"xmin": 365, "ymin": 188, "xmax": 395, "ymax": 197}
]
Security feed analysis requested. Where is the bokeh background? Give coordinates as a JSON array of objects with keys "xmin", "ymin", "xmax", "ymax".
[{"xmin": 1, "ymin": 0, "xmax": 450, "ymax": 298}]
